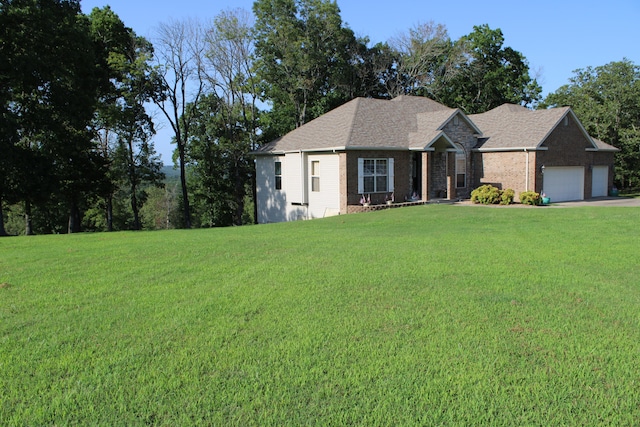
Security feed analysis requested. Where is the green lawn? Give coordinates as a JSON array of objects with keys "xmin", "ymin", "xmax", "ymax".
[{"xmin": 2, "ymin": 205, "xmax": 640, "ymax": 425}]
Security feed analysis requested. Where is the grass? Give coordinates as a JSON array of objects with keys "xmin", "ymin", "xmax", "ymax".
[{"xmin": 1, "ymin": 205, "xmax": 640, "ymax": 425}]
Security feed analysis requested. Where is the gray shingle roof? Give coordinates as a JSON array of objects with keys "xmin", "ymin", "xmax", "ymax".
[
  {"xmin": 470, "ymin": 104, "xmax": 573, "ymax": 150},
  {"xmin": 592, "ymin": 138, "xmax": 619, "ymax": 151},
  {"xmin": 254, "ymin": 96, "xmax": 618, "ymax": 154},
  {"xmin": 255, "ymin": 96, "xmax": 454, "ymax": 154}
]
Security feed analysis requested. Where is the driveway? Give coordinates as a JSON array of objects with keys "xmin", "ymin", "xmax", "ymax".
[
  {"xmin": 453, "ymin": 196, "xmax": 640, "ymax": 208},
  {"xmin": 547, "ymin": 196, "xmax": 640, "ymax": 207}
]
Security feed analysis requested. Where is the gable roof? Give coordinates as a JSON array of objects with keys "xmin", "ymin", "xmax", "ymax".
[
  {"xmin": 591, "ymin": 138, "xmax": 619, "ymax": 152},
  {"xmin": 254, "ymin": 96, "xmax": 460, "ymax": 154},
  {"xmin": 254, "ymin": 96, "xmax": 618, "ymax": 155},
  {"xmin": 469, "ymin": 104, "xmax": 618, "ymax": 152}
]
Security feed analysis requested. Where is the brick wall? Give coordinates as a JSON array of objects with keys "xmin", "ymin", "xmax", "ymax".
[
  {"xmin": 475, "ymin": 151, "xmax": 537, "ymax": 201},
  {"xmin": 344, "ymin": 150, "xmax": 413, "ymax": 206},
  {"xmin": 442, "ymin": 116, "xmax": 478, "ymax": 199},
  {"xmin": 475, "ymin": 113, "xmax": 616, "ymax": 200}
]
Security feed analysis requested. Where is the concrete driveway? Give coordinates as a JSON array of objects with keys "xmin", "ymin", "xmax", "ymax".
[{"xmin": 549, "ymin": 196, "xmax": 640, "ymax": 207}]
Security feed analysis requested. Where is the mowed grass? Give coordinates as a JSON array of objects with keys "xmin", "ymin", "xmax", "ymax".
[{"xmin": 1, "ymin": 205, "xmax": 640, "ymax": 426}]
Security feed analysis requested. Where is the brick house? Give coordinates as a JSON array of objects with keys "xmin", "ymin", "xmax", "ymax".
[{"xmin": 253, "ymin": 96, "xmax": 618, "ymax": 223}]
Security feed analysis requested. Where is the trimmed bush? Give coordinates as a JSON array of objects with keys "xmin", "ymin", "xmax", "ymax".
[
  {"xmin": 471, "ymin": 185, "xmax": 501, "ymax": 204},
  {"xmin": 500, "ymin": 188, "xmax": 515, "ymax": 205},
  {"xmin": 519, "ymin": 191, "xmax": 541, "ymax": 205}
]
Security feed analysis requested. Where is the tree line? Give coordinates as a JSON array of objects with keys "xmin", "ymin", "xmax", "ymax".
[{"xmin": 2, "ymin": 0, "xmax": 638, "ymax": 235}]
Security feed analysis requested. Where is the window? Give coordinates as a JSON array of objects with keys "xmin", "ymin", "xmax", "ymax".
[
  {"xmin": 358, "ymin": 158, "xmax": 394, "ymax": 193},
  {"xmin": 455, "ymin": 144, "xmax": 466, "ymax": 188},
  {"xmin": 275, "ymin": 161, "xmax": 282, "ymax": 190},
  {"xmin": 311, "ymin": 160, "xmax": 320, "ymax": 192}
]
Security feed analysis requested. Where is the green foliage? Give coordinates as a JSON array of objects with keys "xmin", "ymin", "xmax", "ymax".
[
  {"xmin": 541, "ymin": 59, "xmax": 640, "ymax": 188},
  {"xmin": 184, "ymin": 94, "xmax": 254, "ymax": 227},
  {"xmin": 88, "ymin": 7, "xmax": 165, "ymax": 231},
  {"xmin": 519, "ymin": 191, "xmax": 541, "ymax": 205},
  {"xmin": 437, "ymin": 25, "xmax": 541, "ymax": 113},
  {"xmin": 0, "ymin": 1, "xmax": 119, "ymax": 233},
  {"xmin": 470, "ymin": 185, "xmax": 514, "ymax": 205},
  {"xmin": 471, "ymin": 184, "xmax": 501, "ymax": 204},
  {"xmin": 500, "ymin": 188, "xmax": 515, "ymax": 205},
  {"xmin": 252, "ymin": 0, "xmax": 373, "ymax": 136},
  {"xmin": 2, "ymin": 206, "xmax": 640, "ymax": 424}
]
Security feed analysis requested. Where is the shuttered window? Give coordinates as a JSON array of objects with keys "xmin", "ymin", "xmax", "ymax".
[{"xmin": 358, "ymin": 158, "xmax": 394, "ymax": 194}]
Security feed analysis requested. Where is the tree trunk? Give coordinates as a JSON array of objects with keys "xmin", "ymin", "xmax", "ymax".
[
  {"xmin": 106, "ymin": 194, "xmax": 113, "ymax": 232},
  {"xmin": 68, "ymin": 199, "xmax": 81, "ymax": 233},
  {"xmin": 234, "ymin": 159, "xmax": 244, "ymax": 226},
  {"xmin": 24, "ymin": 199, "xmax": 33, "ymax": 236},
  {"xmin": 128, "ymin": 137, "xmax": 141, "ymax": 230},
  {"xmin": 251, "ymin": 165, "xmax": 258, "ymax": 225},
  {"xmin": 0, "ymin": 195, "xmax": 8, "ymax": 236},
  {"xmin": 177, "ymin": 140, "xmax": 191, "ymax": 229}
]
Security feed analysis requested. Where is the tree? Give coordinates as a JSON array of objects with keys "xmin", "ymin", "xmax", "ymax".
[
  {"xmin": 386, "ymin": 22, "xmax": 462, "ymax": 98},
  {"xmin": 253, "ymin": 0, "xmax": 363, "ymax": 136},
  {"xmin": 542, "ymin": 59, "xmax": 640, "ymax": 188},
  {"xmin": 437, "ymin": 25, "xmax": 541, "ymax": 113},
  {"xmin": 202, "ymin": 8, "xmax": 260, "ymax": 225},
  {"xmin": 89, "ymin": 6, "xmax": 164, "ymax": 231},
  {"xmin": 153, "ymin": 18, "xmax": 207, "ymax": 229},
  {"xmin": 1, "ymin": 0, "xmax": 108, "ymax": 234}
]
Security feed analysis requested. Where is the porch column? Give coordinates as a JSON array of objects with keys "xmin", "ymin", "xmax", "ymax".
[
  {"xmin": 447, "ymin": 151, "xmax": 455, "ymax": 200},
  {"xmin": 421, "ymin": 152, "xmax": 429, "ymax": 201}
]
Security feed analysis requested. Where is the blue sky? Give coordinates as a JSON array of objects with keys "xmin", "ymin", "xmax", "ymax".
[{"xmin": 81, "ymin": 0, "xmax": 639, "ymax": 164}]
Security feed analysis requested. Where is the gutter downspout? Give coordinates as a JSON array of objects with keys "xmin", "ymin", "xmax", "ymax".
[
  {"xmin": 525, "ymin": 148, "xmax": 529, "ymax": 192},
  {"xmin": 299, "ymin": 150, "xmax": 305, "ymax": 205}
]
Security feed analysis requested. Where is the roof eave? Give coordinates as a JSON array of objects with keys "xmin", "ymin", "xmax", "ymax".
[
  {"xmin": 537, "ymin": 109, "xmax": 598, "ymax": 150},
  {"xmin": 474, "ymin": 146, "xmax": 549, "ymax": 152},
  {"xmin": 441, "ymin": 109, "xmax": 483, "ymax": 135},
  {"xmin": 586, "ymin": 147, "xmax": 620, "ymax": 152}
]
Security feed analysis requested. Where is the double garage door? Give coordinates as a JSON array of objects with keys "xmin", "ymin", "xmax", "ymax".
[{"xmin": 542, "ymin": 166, "xmax": 609, "ymax": 202}]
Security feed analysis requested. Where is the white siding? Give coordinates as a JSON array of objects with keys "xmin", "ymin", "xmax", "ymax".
[
  {"xmin": 591, "ymin": 166, "xmax": 608, "ymax": 197},
  {"xmin": 256, "ymin": 156, "xmax": 288, "ymax": 223},
  {"xmin": 307, "ymin": 154, "xmax": 340, "ymax": 219}
]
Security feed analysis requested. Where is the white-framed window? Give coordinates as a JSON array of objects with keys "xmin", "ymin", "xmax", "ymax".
[
  {"xmin": 455, "ymin": 144, "xmax": 466, "ymax": 188},
  {"xmin": 358, "ymin": 158, "xmax": 394, "ymax": 193},
  {"xmin": 275, "ymin": 161, "xmax": 282, "ymax": 190},
  {"xmin": 311, "ymin": 160, "xmax": 320, "ymax": 192}
]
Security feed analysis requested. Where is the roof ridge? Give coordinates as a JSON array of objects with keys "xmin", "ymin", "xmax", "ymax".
[{"xmin": 344, "ymin": 97, "xmax": 363, "ymax": 147}]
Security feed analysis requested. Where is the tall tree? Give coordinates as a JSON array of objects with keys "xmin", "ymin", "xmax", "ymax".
[
  {"xmin": 202, "ymin": 8, "xmax": 259, "ymax": 225},
  {"xmin": 89, "ymin": 6, "xmax": 164, "ymax": 231},
  {"xmin": 1, "ymin": 0, "xmax": 108, "ymax": 234},
  {"xmin": 184, "ymin": 95, "xmax": 238, "ymax": 227},
  {"xmin": 386, "ymin": 22, "xmax": 462, "ymax": 99},
  {"xmin": 253, "ymin": 0, "xmax": 362, "ymax": 137},
  {"xmin": 542, "ymin": 59, "xmax": 640, "ymax": 188},
  {"xmin": 152, "ymin": 18, "xmax": 207, "ymax": 229},
  {"xmin": 438, "ymin": 24, "xmax": 541, "ymax": 113}
]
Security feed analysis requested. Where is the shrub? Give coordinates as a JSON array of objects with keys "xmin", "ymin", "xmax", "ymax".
[
  {"xmin": 500, "ymin": 189, "xmax": 515, "ymax": 205},
  {"xmin": 519, "ymin": 191, "xmax": 541, "ymax": 205},
  {"xmin": 471, "ymin": 185, "xmax": 501, "ymax": 204}
]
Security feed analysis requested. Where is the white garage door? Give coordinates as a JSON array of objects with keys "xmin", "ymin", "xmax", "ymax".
[
  {"xmin": 591, "ymin": 166, "xmax": 608, "ymax": 197},
  {"xmin": 543, "ymin": 167, "xmax": 584, "ymax": 202}
]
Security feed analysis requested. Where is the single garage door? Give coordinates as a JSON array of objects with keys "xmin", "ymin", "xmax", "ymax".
[
  {"xmin": 543, "ymin": 167, "xmax": 584, "ymax": 202},
  {"xmin": 591, "ymin": 166, "xmax": 608, "ymax": 197}
]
